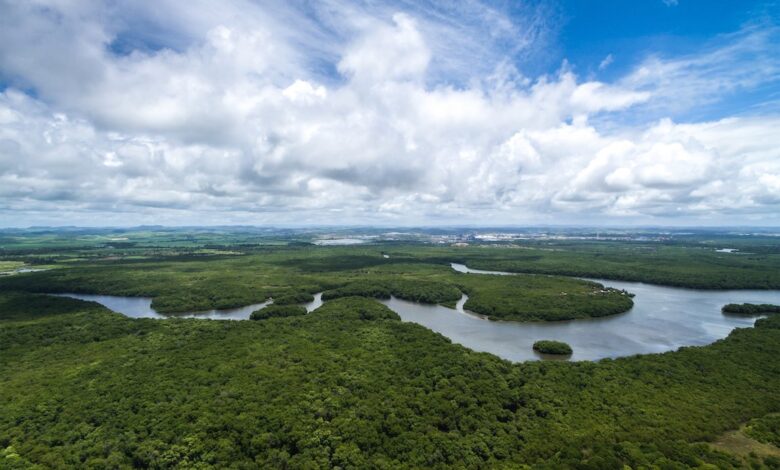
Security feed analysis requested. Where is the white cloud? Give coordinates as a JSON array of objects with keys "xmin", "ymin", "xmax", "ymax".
[
  {"xmin": 282, "ymin": 80, "xmax": 327, "ymax": 104},
  {"xmin": 338, "ymin": 14, "xmax": 431, "ymax": 84},
  {"xmin": 0, "ymin": 1, "xmax": 779, "ymax": 226},
  {"xmin": 620, "ymin": 24, "xmax": 780, "ymax": 115},
  {"xmin": 571, "ymin": 81, "xmax": 650, "ymax": 113}
]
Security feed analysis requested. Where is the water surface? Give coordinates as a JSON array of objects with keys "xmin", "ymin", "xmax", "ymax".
[
  {"xmin": 55, "ymin": 294, "xmax": 273, "ymax": 320},
  {"xmin": 54, "ymin": 265, "xmax": 780, "ymax": 362},
  {"xmin": 431, "ymin": 263, "xmax": 780, "ymax": 360}
]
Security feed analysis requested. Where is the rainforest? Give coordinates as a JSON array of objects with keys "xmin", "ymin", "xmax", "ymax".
[{"xmin": 2, "ymin": 227, "xmax": 780, "ymax": 469}]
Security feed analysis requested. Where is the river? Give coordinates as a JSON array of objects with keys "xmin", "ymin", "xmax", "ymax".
[{"xmin": 54, "ymin": 264, "xmax": 780, "ymax": 361}]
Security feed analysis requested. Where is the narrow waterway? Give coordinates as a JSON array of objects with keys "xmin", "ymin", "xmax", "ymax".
[{"xmin": 55, "ymin": 292, "xmax": 324, "ymax": 320}]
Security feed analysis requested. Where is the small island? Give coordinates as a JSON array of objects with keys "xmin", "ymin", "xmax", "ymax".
[
  {"xmin": 722, "ymin": 303, "xmax": 780, "ymax": 315},
  {"xmin": 250, "ymin": 305, "xmax": 307, "ymax": 320},
  {"xmin": 533, "ymin": 340, "xmax": 573, "ymax": 356}
]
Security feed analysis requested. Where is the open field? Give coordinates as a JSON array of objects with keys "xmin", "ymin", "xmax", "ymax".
[{"xmin": 0, "ymin": 261, "xmax": 25, "ymax": 274}]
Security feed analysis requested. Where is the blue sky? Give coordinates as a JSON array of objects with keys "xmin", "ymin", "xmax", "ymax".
[
  {"xmin": 558, "ymin": 0, "xmax": 780, "ymax": 119},
  {"xmin": 561, "ymin": 0, "xmax": 760, "ymax": 72},
  {"xmin": 0, "ymin": 0, "xmax": 779, "ymax": 227}
]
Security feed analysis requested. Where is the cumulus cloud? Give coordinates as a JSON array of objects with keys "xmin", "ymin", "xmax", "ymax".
[
  {"xmin": 0, "ymin": 0, "xmax": 779, "ymax": 226},
  {"xmin": 338, "ymin": 14, "xmax": 431, "ymax": 84}
]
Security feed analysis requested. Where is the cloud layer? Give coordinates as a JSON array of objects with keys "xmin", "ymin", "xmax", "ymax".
[{"xmin": 1, "ymin": 0, "xmax": 779, "ymax": 226}]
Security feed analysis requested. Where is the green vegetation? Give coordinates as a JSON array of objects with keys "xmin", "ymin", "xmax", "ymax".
[
  {"xmin": 532, "ymin": 340, "xmax": 573, "ymax": 355},
  {"xmin": 4, "ymin": 227, "xmax": 780, "ymax": 291},
  {"xmin": 723, "ymin": 303, "xmax": 780, "ymax": 315},
  {"xmin": 3, "ymin": 229, "xmax": 780, "ymax": 467},
  {"xmin": 0, "ymin": 249, "xmax": 635, "ymax": 322},
  {"xmin": 0, "ymin": 261, "xmax": 25, "ymax": 273},
  {"xmin": 456, "ymin": 274, "xmax": 633, "ymax": 321},
  {"xmin": 3, "ymin": 229, "xmax": 780, "ymax": 319},
  {"xmin": 3, "ymin": 291, "xmax": 780, "ymax": 468},
  {"xmin": 711, "ymin": 424, "xmax": 780, "ymax": 468},
  {"xmin": 322, "ymin": 279, "xmax": 462, "ymax": 306},
  {"xmin": 756, "ymin": 315, "xmax": 780, "ymax": 330},
  {"xmin": 745, "ymin": 414, "xmax": 780, "ymax": 448},
  {"xmin": 322, "ymin": 281, "xmax": 391, "ymax": 300},
  {"xmin": 385, "ymin": 279, "xmax": 462, "ymax": 305},
  {"xmin": 0, "ymin": 254, "xmax": 326, "ymax": 314},
  {"xmin": 272, "ymin": 292, "xmax": 315, "ymax": 305},
  {"xmin": 449, "ymin": 243, "xmax": 780, "ymax": 290},
  {"xmin": 314, "ymin": 296, "xmax": 401, "ymax": 321},
  {"xmin": 250, "ymin": 304, "xmax": 307, "ymax": 320}
]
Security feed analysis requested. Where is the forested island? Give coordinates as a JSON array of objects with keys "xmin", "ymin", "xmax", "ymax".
[
  {"xmin": 533, "ymin": 340, "xmax": 573, "ymax": 355},
  {"xmin": 723, "ymin": 303, "xmax": 780, "ymax": 315}
]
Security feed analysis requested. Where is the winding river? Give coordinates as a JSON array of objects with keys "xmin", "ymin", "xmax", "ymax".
[
  {"xmin": 54, "ymin": 264, "xmax": 780, "ymax": 362},
  {"xmin": 55, "ymin": 293, "xmax": 324, "ymax": 320}
]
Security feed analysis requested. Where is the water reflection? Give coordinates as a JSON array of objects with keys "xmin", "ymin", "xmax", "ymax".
[
  {"xmin": 55, "ymin": 293, "xmax": 274, "ymax": 320},
  {"xmin": 419, "ymin": 263, "xmax": 780, "ymax": 361},
  {"xmin": 305, "ymin": 292, "xmax": 324, "ymax": 312}
]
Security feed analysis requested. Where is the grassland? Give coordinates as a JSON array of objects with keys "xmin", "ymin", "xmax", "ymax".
[
  {"xmin": 712, "ymin": 417, "xmax": 780, "ymax": 468},
  {"xmin": 0, "ymin": 261, "xmax": 25, "ymax": 274}
]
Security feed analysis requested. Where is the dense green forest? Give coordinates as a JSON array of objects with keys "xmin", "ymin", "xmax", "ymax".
[
  {"xmin": 0, "ymin": 248, "xmax": 633, "ymax": 322},
  {"xmin": 323, "ymin": 279, "xmax": 463, "ymax": 306},
  {"xmin": 250, "ymin": 304, "xmax": 307, "ymax": 320},
  {"xmin": 3, "ymin": 230, "xmax": 780, "ymax": 467},
  {"xmin": 3, "ymin": 291, "xmax": 780, "ymax": 468},
  {"xmin": 272, "ymin": 292, "xmax": 315, "ymax": 306},
  {"xmin": 455, "ymin": 274, "xmax": 633, "ymax": 321},
  {"xmin": 4, "ymin": 228, "xmax": 780, "ymax": 292},
  {"xmin": 450, "ymin": 245, "xmax": 780, "ymax": 290}
]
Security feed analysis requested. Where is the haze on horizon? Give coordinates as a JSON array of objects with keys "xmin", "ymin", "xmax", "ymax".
[{"xmin": 1, "ymin": 0, "xmax": 779, "ymax": 228}]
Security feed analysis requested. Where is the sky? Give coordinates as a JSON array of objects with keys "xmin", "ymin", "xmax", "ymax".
[{"xmin": 0, "ymin": 0, "xmax": 779, "ymax": 227}]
